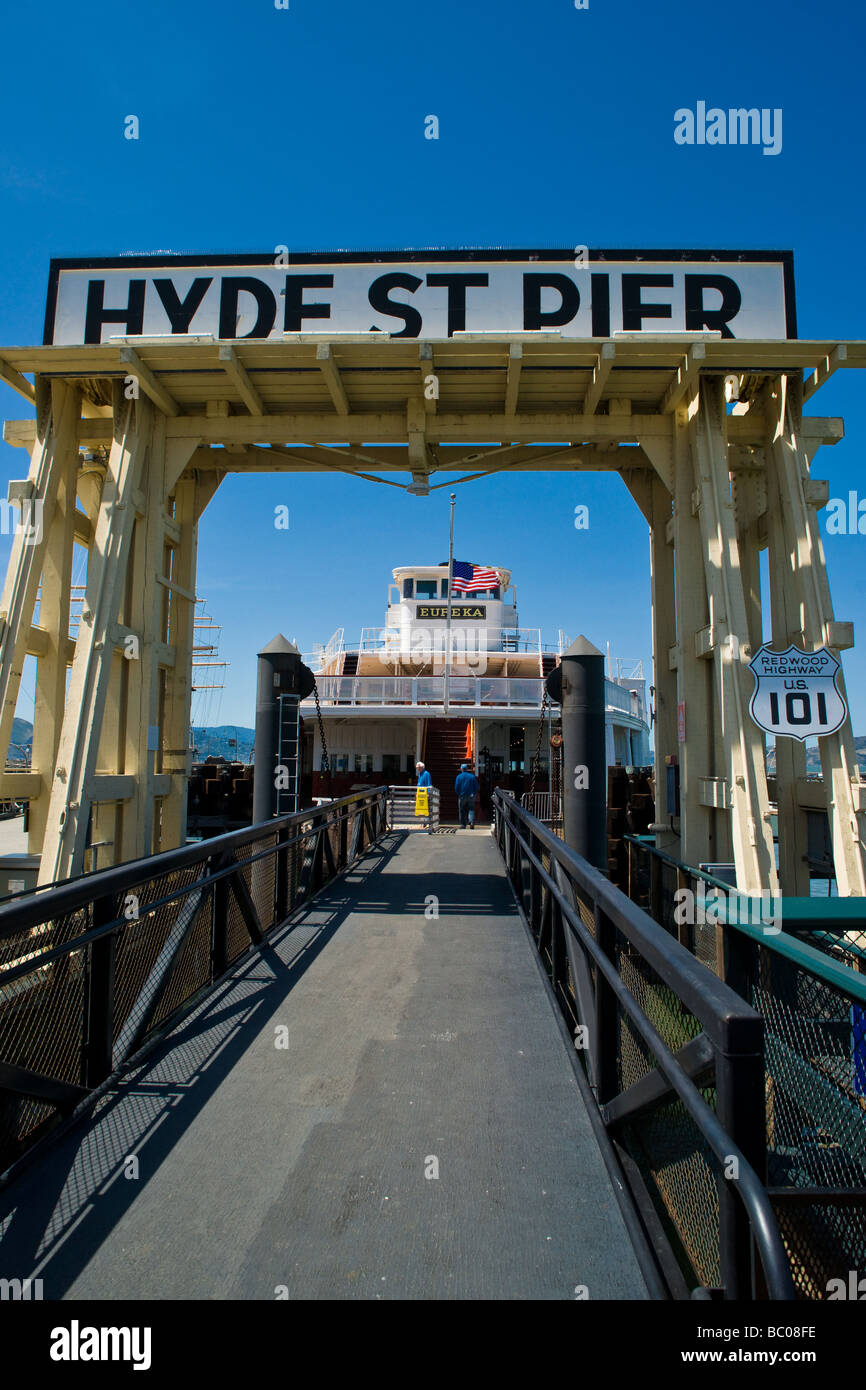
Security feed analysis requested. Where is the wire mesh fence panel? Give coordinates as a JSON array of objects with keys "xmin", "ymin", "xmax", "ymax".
[
  {"xmin": 242, "ymin": 837, "xmax": 278, "ymax": 932},
  {"xmin": 0, "ymin": 790, "xmax": 389, "ymax": 1179},
  {"xmin": 773, "ymin": 1200, "xmax": 866, "ymax": 1301},
  {"xmin": 0, "ymin": 932, "xmax": 89, "ymax": 1172},
  {"xmin": 148, "ymin": 890, "xmax": 215, "ymax": 1033},
  {"xmin": 224, "ymin": 874, "xmax": 252, "ymax": 966},
  {"xmin": 623, "ymin": 835, "xmax": 866, "ymax": 1300},
  {"xmin": 0, "ymin": 909, "xmax": 90, "ymax": 1081},
  {"xmin": 755, "ymin": 945, "xmax": 866, "ymax": 1298}
]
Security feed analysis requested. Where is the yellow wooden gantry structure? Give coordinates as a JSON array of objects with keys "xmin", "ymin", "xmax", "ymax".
[{"xmin": 0, "ymin": 330, "xmax": 863, "ymax": 893}]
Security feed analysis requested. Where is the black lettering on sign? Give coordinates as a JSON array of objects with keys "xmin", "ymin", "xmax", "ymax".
[
  {"xmin": 416, "ymin": 605, "xmax": 486, "ymax": 619},
  {"xmin": 621, "ymin": 275, "xmax": 674, "ymax": 330},
  {"xmin": 282, "ymin": 275, "xmax": 334, "ymax": 332},
  {"xmin": 786, "ymin": 693, "xmax": 811, "ymax": 725},
  {"xmin": 684, "ymin": 275, "xmax": 742, "ymax": 338},
  {"xmin": 219, "ymin": 278, "xmax": 277, "ymax": 338},
  {"xmin": 368, "ymin": 273, "xmax": 423, "ymax": 338},
  {"xmin": 590, "ymin": 273, "xmax": 611, "ymax": 336},
  {"xmin": 153, "ymin": 277, "xmax": 212, "ymax": 334},
  {"xmin": 84, "ymin": 279, "xmax": 146, "ymax": 344},
  {"xmin": 425, "ymin": 274, "xmax": 489, "ymax": 336},
  {"xmin": 523, "ymin": 274, "xmax": 580, "ymax": 330}
]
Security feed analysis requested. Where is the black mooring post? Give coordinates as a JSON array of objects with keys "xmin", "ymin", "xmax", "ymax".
[
  {"xmin": 552, "ymin": 636, "xmax": 607, "ymax": 871},
  {"xmin": 253, "ymin": 635, "xmax": 314, "ymax": 824}
]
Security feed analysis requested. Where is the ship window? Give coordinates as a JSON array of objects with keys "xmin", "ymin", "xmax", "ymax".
[
  {"xmin": 333, "ymin": 755, "xmax": 349, "ymax": 773},
  {"xmin": 382, "ymin": 753, "xmax": 403, "ymax": 773},
  {"xmin": 402, "ymin": 578, "xmax": 414, "ymax": 598},
  {"xmin": 354, "ymin": 753, "xmax": 373, "ymax": 773},
  {"xmin": 415, "ymin": 580, "xmax": 438, "ymax": 599}
]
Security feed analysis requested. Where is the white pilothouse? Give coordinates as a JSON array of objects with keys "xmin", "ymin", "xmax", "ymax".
[{"xmin": 301, "ymin": 562, "xmax": 651, "ymax": 822}]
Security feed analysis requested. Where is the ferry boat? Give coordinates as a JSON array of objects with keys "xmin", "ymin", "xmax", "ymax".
[{"xmin": 300, "ymin": 562, "xmax": 651, "ymax": 823}]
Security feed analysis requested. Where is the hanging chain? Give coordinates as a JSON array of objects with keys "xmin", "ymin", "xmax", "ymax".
[
  {"xmin": 312, "ymin": 680, "xmax": 333, "ymax": 794},
  {"xmin": 528, "ymin": 685, "xmax": 549, "ymax": 802}
]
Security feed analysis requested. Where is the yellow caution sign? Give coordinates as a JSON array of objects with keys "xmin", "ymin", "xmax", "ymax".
[{"xmin": 414, "ymin": 787, "xmax": 429, "ymax": 816}]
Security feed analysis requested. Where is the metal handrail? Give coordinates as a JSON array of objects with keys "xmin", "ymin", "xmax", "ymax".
[
  {"xmin": 494, "ymin": 790, "xmax": 795, "ymax": 1301},
  {"xmin": 0, "ymin": 788, "xmax": 384, "ymax": 938},
  {"xmin": 0, "ymin": 788, "xmax": 389, "ymax": 1179},
  {"xmin": 623, "ymin": 834, "xmax": 866, "ymax": 1003}
]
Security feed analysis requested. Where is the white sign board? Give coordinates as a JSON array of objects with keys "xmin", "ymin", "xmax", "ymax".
[
  {"xmin": 43, "ymin": 250, "xmax": 796, "ymax": 345},
  {"xmin": 748, "ymin": 645, "xmax": 847, "ymax": 741}
]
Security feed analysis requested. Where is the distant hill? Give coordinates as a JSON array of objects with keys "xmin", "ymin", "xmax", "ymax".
[
  {"xmin": 9, "ymin": 717, "xmax": 32, "ymax": 750},
  {"xmin": 766, "ymin": 735, "xmax": 865, "ymax": 775},
  {"xmin": 190, "ymin": 726, "xmax": 255, "ymax": 761},
  {"xmin": 4, "ymin": 719, "xmax": 255, "ymax": 763}
]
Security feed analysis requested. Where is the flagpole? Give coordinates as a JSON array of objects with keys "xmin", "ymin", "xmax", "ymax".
[{"xmin": 445, "ymin": 493, "xmax": 456, "ymax": 715}]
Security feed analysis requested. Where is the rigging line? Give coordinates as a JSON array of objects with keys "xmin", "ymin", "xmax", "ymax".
[
  {"xmin": 255, "ymin": 441, "xmax": 399, "ymax": 472},
  {"xmin": 428, "ymin": 446, "xmax": 576, "ymax": 490},
  {"xmin": 249, "ymin": 444, "xmax": 409, "ymax": 490}
]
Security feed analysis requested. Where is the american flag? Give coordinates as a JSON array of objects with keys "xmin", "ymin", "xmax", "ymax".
[{"xmin": 450, "ymin": 561, "xmax": 500, "ymax": 594}]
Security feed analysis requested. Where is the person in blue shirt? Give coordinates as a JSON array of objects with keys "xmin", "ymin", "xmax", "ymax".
[
  {"xmin": 455, "ymin": 762, "xmax": 479, "ymax": 829},
  {"xmin": 415, "ymin": 762, "xmax": 432, "ymax": 787}
]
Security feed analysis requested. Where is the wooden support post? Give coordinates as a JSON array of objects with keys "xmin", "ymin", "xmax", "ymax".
[
  {"xmin": 159, "ymin": 471, "xmax": 217, "ymax": 850},
  {"xmin": 672, "ymin": 401, "xmax": 714, "ymax": 871},
  {"xmin": 38, "ymin": 394, "xmax": 153, "ymax": 884},
  {"xmin": 690, "ymin": 379, "xmax": 777, "ymax": 894},
  {"xmin": 767, "ymin": 375, "xmax": 866, "ymax": 895},
  {"xmin": 763, "ymin": 383, "xmax": 810, "ymax": 896},
  {"xmin": 0, "ymin": 378, "xmax": 79, "ymax": 784},
  {"xmin": 624, "ymin": 464, "xmax": 678, "ymax": 851},
  {"xmin": 123, "ymin": 411, "xmax": 170, "ymax": 860},
  {"xmin": 28, "ymin": 383, "xmax": 80, "ymax": 852},
  {"xmin": 649, "ymin": 474, "xmax": 679, "ymax": 850}
]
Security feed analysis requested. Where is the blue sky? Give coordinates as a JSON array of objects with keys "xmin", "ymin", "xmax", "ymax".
[{"xmin": 1, "ymin": 0, "xmax": 864, "ymax": 730}]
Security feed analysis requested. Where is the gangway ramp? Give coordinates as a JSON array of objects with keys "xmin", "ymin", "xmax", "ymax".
[{"xmin": 0, "ymin": 828, "xmax": 648, "ymax": 1301}]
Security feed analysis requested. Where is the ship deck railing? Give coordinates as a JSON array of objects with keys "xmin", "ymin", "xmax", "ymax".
[
  {"xmin": 307, "ymin": 628, "xmax": 571, "ymax": 668},
  {"xmin": 303, "ymin": 674, "xmax": 645, "ymax": 719}
]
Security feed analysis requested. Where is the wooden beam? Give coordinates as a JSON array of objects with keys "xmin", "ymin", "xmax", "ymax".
[
  {"xmin": 767, "ymin": 375, "xmax": 866, "ymax": 894},
  {"xmin": 156, "ymin": 573, "xmax": 196, "ymax": 604},
  {"xmin": 72, "ymin": 509, "xmax": 93, "ymax": 547},
  {"xmin": 804, "ymin": 344, "xmax": 847, "ymax": 402},
  {"xmin": 218, "ymin": 345, "xmax": 264, "ymax": 416},
  {"xmin": 0, "ymin": 357, "xmax": 35, "ymax": 403},
  {"xmin": 406, "ymin": 399, "xmax": 432, "ymax": 485},
  {"xmin": 163, "ymin": 411, "xmax": 677, "ymax": 445},
  {"xmin": 662, "ymin": 342, "xmax": 706, "ymax": 414},
  {"xmin": 0, "ymin": 772, "xmax": 42, "ymax": 798},
  {"xmin": 118, "ymin": 346, "xmax": 180, "ymax": 417},
  {"xmin": 583, "ymin": 342, "xmax": 615, "ymax": 415},
  {"xmin": 8, "ymin": 410, "xmax": 835, "ymax": 449},
  {"xmin": 87, "ymin": 773, "xmax": 136, "ymax": 801},
  {"xmin": 0, "ymin": 380, "xmax": 79, "ymax": 814},
  {"xmin": 38, "ymin": 397, "xmax": 153, "ymax": 883},
  {"xmin": 316, "ymin": 344, "xmax": 349, "ymax": 415},
  {"xmin": 419, "ymin": 343, "xmax": 437, "ymax": 416},
  {"xmin": 691, "ymin": 378, "xmax": 778, "ymax": 893},
  {"xmin": 27, "ymin": 625, "xmax": 50, "ymax": 657},
  {"xmin": 504, "ymin": 343, "xmax": 522, "ymax": 415}
]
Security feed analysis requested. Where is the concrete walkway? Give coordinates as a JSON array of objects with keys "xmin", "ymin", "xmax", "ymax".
[{"xmin": 0, "ymin": 830, "xmax": 647, "ymax": 1300}]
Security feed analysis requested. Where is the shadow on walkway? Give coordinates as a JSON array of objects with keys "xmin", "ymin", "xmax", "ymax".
[{"xmin": 0, "ymin": 834, "xmax": 404, "ymax": 1293}]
